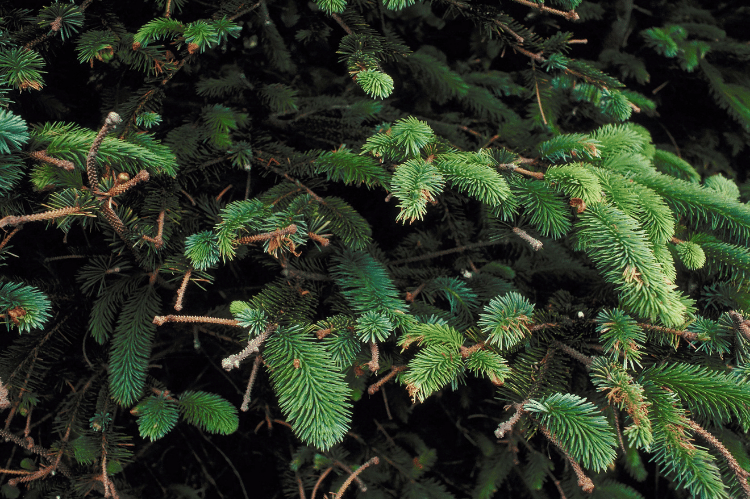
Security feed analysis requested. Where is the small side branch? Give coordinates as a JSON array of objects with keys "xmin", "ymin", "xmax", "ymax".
[
  {"xmin": 106, "ymin": 170, "xmax": 150, "ymax": 197},
  {"xmin": 174, "ymin": 268, "xmax": 192, "ymax": 311},
  {"xmin": 639, "ymin": 323, "xmax": 700, "ymax": 342},
  {"xmin": 495, "ymin": 402, "xmax": 526, "ymax": 438},
  {"xmin": 368, "ymin": 365, "xmax": 407, "ymax": 395},
  {"xmin": 0, "ymin": 206, "xmax": 85, "ymax": 229},
  {"xmin": 241, "ymin": 355, "xmax": 263, "ymax": 412},
  {"xmin": 511, "ymin": 0, "xmax": 579, "ymax": 20},
  {"xmin": 87, "ymin": 112, "xmax": 122, "ymax": 189},
  {"xmin": 552, "ymin": 340, "xmax": 594, "ymax": 368},
  {"xmin": 141, "ymin": 210, "xmax": 165, "ymax": 249},
  {"xmin": 153, "ymin": 314, "xmax": 241, "ymax": 327},
  {"xmin": 367, "ymin": 342, "xmax": 380, "ymax": 372},
  {"xmin": 513, "ymin": 227, "xmax": 543, "ymax": 251},
  {"xmin": 222, "ymin": 324, "xmax": 276, "ymax": 371},
  {"xmin": 334, "ymin": 457, "xmax": 379, "ymax": 498},
  {"xmin": 27, "ymin": 150, "xmax": 74, "ymax": 171},
  {"xmin": 688, "ymin": 420, "xmax": 750, "ymax": 498},
  {"xmin": 539, "ymin": 424, "xmax": 594, "ymax": 493}
]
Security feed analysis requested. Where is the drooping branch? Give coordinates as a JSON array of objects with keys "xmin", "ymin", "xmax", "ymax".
[
  {"xmin": 334, "ymin": 457, "xmax": 379, "ymax": 498},
  {"xmin": 688, "ymin": 419, "xmax": 750, "ymax": 499},
  {"xmin": 539, "ymin": 424, "xmax": 594, "ymax": 493}
]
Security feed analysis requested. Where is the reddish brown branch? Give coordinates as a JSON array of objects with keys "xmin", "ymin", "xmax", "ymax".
[
  {"xmin": 27, "ymin": 150, "xmax": 74, "ymax": 171},
  {"xmin": 141, "ymin": 210, "xmax": 165, "ymax": 249},
  {"xmin": 153, "ymin": 314, "xmax": 241, "ymax": 327},
  {"xmin": 174, "ymin": 268, "xmax": 192, "ymax": 311},
  {"xmin": 688, "ymin": 419, "xmax": 750, "ymax": 498},
  {"xmin": 334, "ymin": 457, "xmax": 379, "ymax": 498},
  {"xmin": 368, "ymin": 365, "xmax": 407, "ymax": 395},
  {"xmin": 0, "ymin": 206, "xmax": 84, "ymax": 229}
]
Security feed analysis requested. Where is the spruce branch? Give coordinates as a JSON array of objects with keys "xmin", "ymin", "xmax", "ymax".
[
  {"xmin": 174, "ymin": 267, "xmax": 192, "ymax": 311},
  {"xmin": 512, "ymin": 227, "xmax": 543, "ymax": 251},
  {"xmin": 389, "ymin": 240, "xmax": 499, "ymax": 265},
  {"xmin": 510, "ymin": 0, "xmax": 579, "ymax": 21},
  {"xmin": 240, "ymin": 355, "xmax": 262, "ymax": 412},
  {"xmin": 538, "ymin": 424, "xmax": 594, "ymax": 493},
  {"xmin": 334, "ymin": 456, "xmax": 379, "ymax": 498},
  {"xmin": 552, "ymin": 340, "xmax": 594, "ymax": 368},
  {"xmin": 87, "ymin": 112, "xmax": 122, "ymax": 189},
  {"xmin": 153, "ymin": 314, "xmax": 241, "ymax": 327},
  {"xmin": 687, "ymin": 419, "xmax": 750, "ymax": 499},
  {"xmin": 0, "ymin": 226, "xmax": 22, "ymax": 253},
  {"xmin": 106, "ymin": 170, "xmax": 150, "ymax": 197},
  {"xmin": 222, "ymin": 324, "xmax": 275, "ymax": 371},
  {"xmin": 27, "ymin": 150, "xmax": 74, "ymax": 171},
  {"xmin": 728, "ymin": 311, "xmax": 750, "ymax": 342},
  {"xmin": 236, "ymin": 224, "xmax": 298, "ymax": 245},
  {"xmin": 495, "ymin": 402, "xmax": 526, "ymax": 438},
  {"xmin": 141, "ymin": 210, "xmax": 165, "ymax": 249},
  {"xmin": 311, "ymin": 467, "xmax": 333, "ymax": 499},
  {"xmin": 367, "ymin": 341, "xmax": 380, "ymax": 372},
  {"xmin": 0, "ymin": 206, "xmax": 86, "ymax": 229},
  {"xmin": 639, "ymin": 323, "xmax": 700, "ymax": 342},
  {"xmin": 367, "ymin": 365, "xmax": 407, "ymax": 395}
]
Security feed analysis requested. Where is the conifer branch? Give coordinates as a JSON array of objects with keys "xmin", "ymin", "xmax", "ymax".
[
  {"xmin": 367, "ymin": 365, "xmax": 407, "ymax": 395},
  {"xmin": 228, "ymin": 1, "xmax": 262, "ymax": 22},
  {"xmin": 106, "ymin": 170, "xmax": 150, "ymax": 197},
  {"xmin": 460, "ymin": 342, "xmax": 485, "ymax": 358},
  {"xmin": 389, "ymin": 240, "xmax": 499, "ymax": 265},
  {"xmin": 330, "ymin": 13, "xmax": 353, "ymax": 35},
  {"xmin": 141, "ymin": 210, "xmax": 165, "ymax": 249},
  {"xmin": 728, "ymin": 311, "xmax": 750, "ymax": 342},
  {"xmin": 241, "ymin": 355, "xmax": 262, "ymax": 412},
  {"xmin": 367, "ymin": 342, "xmax": 380, "ymax": 372},
  {"xmin": 87, "ymin": 112, "xmax": 122, "ymax": 189},
  {"xmin": 512, "ymin": 227, "xmax": 543, "ymax": 251},
  {"xmin": 236, "ymin": 224, "xmax": 298, "ymax": 245},
  {"xmin": 334, "ymin": 456, "xmax": 379, "ymax": 498},
  {"xmin": 0, "ymin": 226, "xmax": 22, "ymax": 253},
  {"xmin": 495, "ymin": 402, "xmax": 526, "ymax": 438},
  {"xmin": 222, "ymin": 324, "xmax": 275, "ymax": 371},
  {"xmin": 638, "ymin": 323, "xmax": 700, "ymax": 342},
  {"xmin": 27, "ymin": 150, "xmax": 74, "ymax": 171},
  {"xmin": 311, "ymin": 467, "xmax": 333, "ymax": 499},
  {"xmin": 0, "ymin": 206, "xmax": 85, "ymax": 229},
  {"xmin": 552, "ymin": 340, "xmax": 594, "ymax": 367},
  {"xmin": 687, "ymin": 419, "xmax": 750, "ymax": 498},
  {"xmin": 510, "ymin": 0, "xmax": 579, "ymax": 21},
  {"xmin": 538, "ymin": 424, "xmax": 594, "ymax": 493},
  {"xmin": 174, "ymin": 267, "xmax": 192, "ymax": 311},
  {"xmin": 153, "ymin": 314, "xmax": 241, "ymax": 327}
]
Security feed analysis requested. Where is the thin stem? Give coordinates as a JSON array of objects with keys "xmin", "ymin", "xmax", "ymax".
[
  {"xmin": 510, "ymin": 0, "xmax": 579, "ymax": 20},
  {"xmin": 174, "ymin": 268, "xmax": 192, "ymax": 311},
  {"xmin": 367, "ymin": 342, "xmax": 380, "ymax": 372},
  {"xmin": 236, "ymin": 224, "xmax": 297, "ymax": 245},
  {"xmin": 552, "ymin": 340, "xmax": 594, "ymax": 367},
  {"xmin": 311, "ymin": 467, "xmax": 333, "ymax": 499},
  {"xmin": 222, "ymin": 325, "xmax": 276, "ymax": 371},
  {"xmin": 494, "ymin": 402, "xmax": 526, "ymax": 438},
  {"xmin": 141, "ymin": 210, "xmax": 165, "ymax": 249},
  {"xmin": 512, "ymin": 227, "xmax": 543, "ymax": 251},
  {"xmin": 106, "ymin": 170, "xmax": 150, "ymax": 197},
  {"xmin": 639, "ymin": 323, "xmax": 700, "ymax": 342},
  {"xmin": 0, "ymin": 206, "xmax": 85, "ymax": 229},
  {"xmin": 539, "ymin": 424, "xmax": 594, "ymax": 493},
  {"xmin": 367, "ymin": 365, "xmax": 407, "ymax": 395},
  {"xmin": 334, "ymin": 457, "xmax": 379, "ymax": 498},
  {"xmin": 27, "ymin": 150, "xmax": 74, "ymax": 171},
  {"xmin": 153, "ymin": 314, "xmax": 241, "ymax": 327},
  {"xmin": 87, "ymin": 112, "xmax": 122, "ymax": 190},
  {"xmin": 0, "ymin": 226, "xmax": 22, "ymax": 253},
  {"xmin": 241, "ymin": 355, "xmax": 262, "ymax": 412},
  {"xmin": 688, "ymin": 419, "xmax": 750, "ymax": 499},
  {"xmin": 389, "ymin": 240, "xmax": 500, "ymax": 265},
  {"xmin": 331, "ymin": 13, "xmax": 353, "ymax": 34}
]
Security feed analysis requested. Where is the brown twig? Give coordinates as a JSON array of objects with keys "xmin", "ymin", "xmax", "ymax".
[
  {"xmin": 27, "ymin": 150, "xmax": 75, "ymax": 171},
  {"xmin": 495, "ymin": 402, "xmax": 526, "ymax": 438},
  {"xmin": 236, "ymin": 224, "xmax": 298, "ymax": 245},
  {"xmin": 87, "ymin": 112, "xmax": 122, "ymax": 190},
  {"xmin": 311, "ymin": 467, "xmax": 333, "ymax": 499},
  {"xmin": 106, "ymin": 170, "xmax": 150, "ymax": 197},
  {"xmin": 639, "ymin": 323, "xmax": 699, "ymax": 342},
  {"xmin": 367, "ymin": 342, "xmax": 380, "ymax": 372},
  {"xmin": 331, "ymin": 13, "xmax": 353, "ymax": 35},
  {"xmin": 334, "ymin": 457, "xmax": 379, "ymax": 498},
  {"xmin": 0, "ymin": 226, "xmax": 22, "ymax": 253},
  {"xmin": 367, "ymin": 365, "xmax": 408, "ymax": 396},
  {"xmin": 0, "ymin": 206, "xmax": 85, "ymax": 229},
  {"xmin": 539, "ymin": 424, "xmax": 594, "ymax": 493},
  {"xmin": 241, "ymin": 355, "xmax": 262, "ymax": 412},
  {"xmin": 512, "ymin": 227, "xmax": 543, "ymax": 251},
  {"xmin": 222, "ymin": 325, "xmax": 276, "ymax": 371},
  {"xmin": 174, "ymin": 267, "xmax": 192, "ymax": 311},
  {"xmin": 141, "ymin": 210, "xmax": 165, "ymax": 249},
  {"xmin": 153, "ymin": 314, "xmax": 241, "ymax": 327},
  {"xmin": 510, "ymin": 0, "xmax": 579, "ymax": 20},
  {"xmin": 687, "ymin": 420, "xmax": 750, "ymax": 498},
  {"xmin": 552, "ymin": 340, "xmax": 594, "ymax": 367}
]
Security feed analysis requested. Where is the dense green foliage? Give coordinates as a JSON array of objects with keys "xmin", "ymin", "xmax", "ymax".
[{"xmin": 0, "ymin": 0, "xmax": 749, "ymax": 497}]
